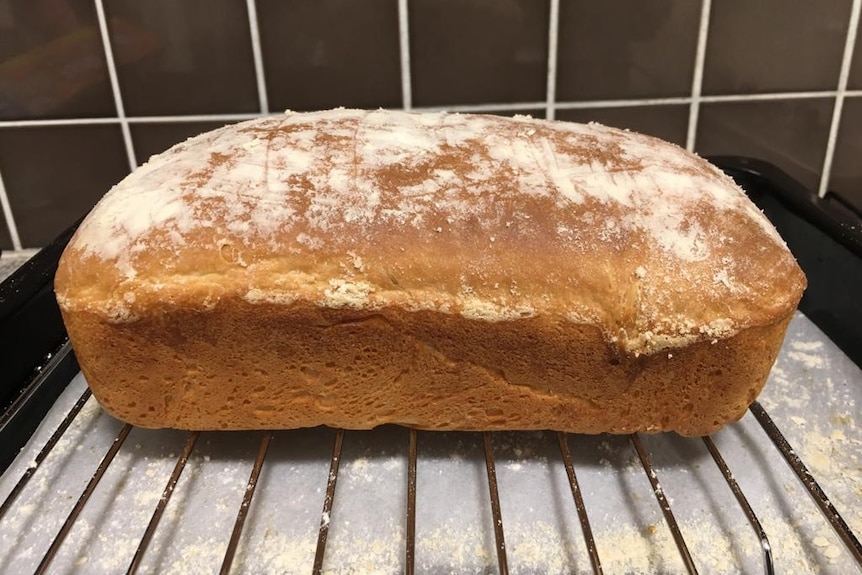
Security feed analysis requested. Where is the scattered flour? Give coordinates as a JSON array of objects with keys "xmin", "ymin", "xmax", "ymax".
[{"xmin": 787, "ymin": 351, "xmax": 826, "ymax": 369}]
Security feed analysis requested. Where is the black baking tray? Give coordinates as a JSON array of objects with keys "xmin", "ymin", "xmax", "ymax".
[
  {"xmin": 711, "ymin": 156, "xmax": 862, "ymax": 369},
  {"xmin": 0, "ymin": 157, "xmax": 860, "ymax": 474}
]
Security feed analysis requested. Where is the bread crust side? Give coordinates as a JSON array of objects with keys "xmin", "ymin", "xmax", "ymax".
[{"xmin": 62, "ymin": 300, "xmax": 793, "ymax": 436}]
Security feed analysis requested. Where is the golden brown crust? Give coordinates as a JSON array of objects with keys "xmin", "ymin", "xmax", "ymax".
[
  {"xmin": 55, "ymin": 109, "xmax": 806, "ymax": 435},
  {"xmin": 63, "ymin": 301, "xmax": 793, "ymax": 436}
]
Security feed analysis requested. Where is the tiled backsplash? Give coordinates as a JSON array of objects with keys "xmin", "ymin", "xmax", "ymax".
[{"xmin": 0, "ymin": 0, "xmax": 860, "ymax": 251}]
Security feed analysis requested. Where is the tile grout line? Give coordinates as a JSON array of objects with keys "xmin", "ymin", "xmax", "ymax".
[
  {"xmin": 122, "ymin": 113, "xmax": 264, "ymax": 123},
  {"xmin": 398, "ymin": 0, "xmax": 413, "ymax": 110},
  {"xmin": 246, "ymin": 0, "xmax": 270, "ymax": 114},
  {"xmin": 0, "ymin": 117, "xmax": 122, "ymax": 128},
  {"xmin": 701, "ymin": 90, "xmax": 838, "ymax": 103},
  {"xmin": 545, "ymin": 0, "xmax": 561, "ymax": 120},
  {"xmin": 0, "ymin": 169, "xmax": 22, "ymax": 250},
  {"xmin": 93, "ymin": 0, "xmax": 137, "ymax": 171},
  {"xmin": 686, "ymin": 0, "xmax": 712, "ymax": 152},
  {"xmin": 0, "ymin": 91, "xmax": 853, "ymax": 130},
  {"xmin": 1, "ymin": 248, "xmax": 39, "ymax": 259},
  {"xmin": 818, "ymin": 0, "xmax": 861, "ymax": 197},
  {"xmin": 416, "ymin": 101, "xmax": 549, "ymax": 113},
  {"xmin": 0, "ymin": 114, "xmax": 264, "ymax": 128}
]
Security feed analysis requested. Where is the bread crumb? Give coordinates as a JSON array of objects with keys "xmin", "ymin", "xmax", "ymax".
[
  {"xmin": 323, "ymin": 280, "xmax": 374, "ymax": 309},
  {"xmin": 347, "ymin": 251, "xmax": 365, "ymax": 272}
]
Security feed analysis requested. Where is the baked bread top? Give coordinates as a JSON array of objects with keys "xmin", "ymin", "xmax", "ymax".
[{"xmin": 55, "ymin": 109, "xmax": 806, "ymax": 356}]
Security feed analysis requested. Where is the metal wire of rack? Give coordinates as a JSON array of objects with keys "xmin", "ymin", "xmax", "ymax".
[{"xmin": 1, "ymin": 344, "xmax": 861, "ymax": 574}]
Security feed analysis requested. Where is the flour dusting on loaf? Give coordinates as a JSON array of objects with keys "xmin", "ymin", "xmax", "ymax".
[
  {"xmin": 60, "ymin": 109, "xmax": 799, "ymax": 355},
  {"xmin": 76, "ymin": 109, "xmax": 781, "ymax": 262},
  {"xmin": 55, "ymin": 110, "xmax": 805, "ymax": 434}
]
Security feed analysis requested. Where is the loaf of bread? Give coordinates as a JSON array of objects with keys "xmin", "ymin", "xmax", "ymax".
[{"xmin": 55, "ymin": 109, "xmax": 805, "ymax": 436}]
